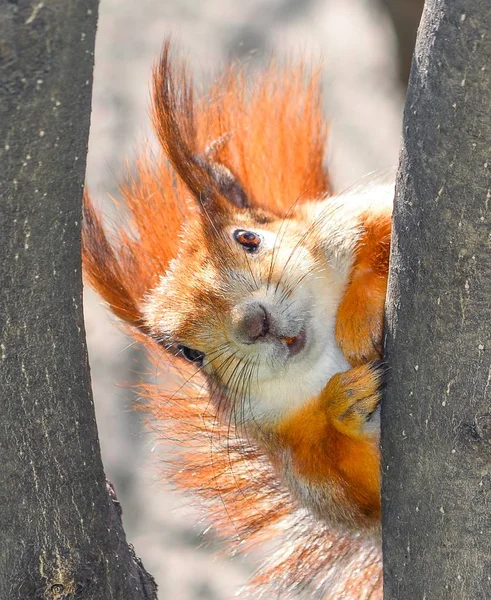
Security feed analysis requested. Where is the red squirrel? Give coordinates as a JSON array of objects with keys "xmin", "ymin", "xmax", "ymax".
[{"xmin": 83, "ymin": 42, "xmax": 393, "ymax": 599}]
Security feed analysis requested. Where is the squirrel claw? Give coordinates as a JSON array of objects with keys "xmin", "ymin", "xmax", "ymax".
[{"xmin": 321, "ymin": 362, "xmax": 386, "ymax": 438}]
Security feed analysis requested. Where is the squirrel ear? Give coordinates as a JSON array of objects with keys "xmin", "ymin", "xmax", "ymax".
[
  {"xmin": 152, "ymin": 42, "xmax": 248, "ymax": 215},
  {"xmin": 192, "ymin": 157, "xmax": 249, "ymax": 209}
]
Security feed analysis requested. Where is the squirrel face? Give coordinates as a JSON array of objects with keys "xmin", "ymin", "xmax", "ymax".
[{"xmin": 143, "ymin": 186, "xmax": 351, "ymax": 427}]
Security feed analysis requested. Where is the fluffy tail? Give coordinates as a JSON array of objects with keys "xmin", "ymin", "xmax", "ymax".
[{"xmin": 82, "ymin": 42, "xmax": 382, "ymax": 599}]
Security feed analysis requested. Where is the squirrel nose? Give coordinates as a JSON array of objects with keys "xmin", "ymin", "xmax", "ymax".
[{"xmin": 232, "ymin": 302, "xmax": 270, "ymax": 343}]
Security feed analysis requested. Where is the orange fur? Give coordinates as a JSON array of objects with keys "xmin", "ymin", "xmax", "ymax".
[
  {"xmin": 336, "ymin": 212, "xmax": 392, "ymax": 365},
  {"xmin": 275, "ymin": 364, "xmax": 382, "ymax": 524},
  {"xmin": 137, "ymin": 337, "xmax": 383, "ymax": 599},
  {"xmin": 82, "ymin": 42, "xmax": 392, "ymax": 599},
  {"xmin": 152, "ymin": 43, "xmax": 329, "ymax": 217}
]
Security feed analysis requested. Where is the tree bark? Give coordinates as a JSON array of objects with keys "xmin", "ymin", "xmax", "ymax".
[
  {"xmin": 0, "ymin": 2, "xmax": 157, "ymax": 598},
  {"xmin": 382, "ymin": 1, "xmax": 490, "ymax": 599}
]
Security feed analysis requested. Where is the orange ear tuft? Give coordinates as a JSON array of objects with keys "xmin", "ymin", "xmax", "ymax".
[{"xmin": 151, "ymin": 41, "xmax": 233, "ymax": 213}]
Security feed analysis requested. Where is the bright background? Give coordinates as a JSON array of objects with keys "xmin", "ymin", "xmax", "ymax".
[{"xmin": 84, "ymin": 1, "xmax": 417, "ymax": 597}]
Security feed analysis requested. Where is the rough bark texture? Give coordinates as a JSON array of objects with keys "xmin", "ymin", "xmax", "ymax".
[
  {"xmin": 0, "ymin": 2, "xmax": 157, "ymax": 598},
  {"xmin": 382, "ymin": 1, "xmax": 490, "ymax": 599}
]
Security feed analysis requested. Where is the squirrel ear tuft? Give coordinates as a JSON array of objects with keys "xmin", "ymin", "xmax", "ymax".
[{"xmin": 152, "ymin": 41, "xmax": 245, "ymax": 216}]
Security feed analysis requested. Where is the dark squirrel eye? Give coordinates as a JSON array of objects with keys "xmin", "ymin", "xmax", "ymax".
[
  {"xmin": 178, "ymin": 345, "xmax": 205, "ymax": 366},
  {"xmin": 234, "ymin": 229, "xmax": 261, "ymax": 252}
]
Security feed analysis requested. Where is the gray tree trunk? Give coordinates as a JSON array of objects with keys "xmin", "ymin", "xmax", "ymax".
[
  {"xmin": 0, "ymin": 2, "xmax": 157, "ymax": 598},
  {"xmin": 382, "ymin": 1, "xmax": 490, "ymax": 599}
]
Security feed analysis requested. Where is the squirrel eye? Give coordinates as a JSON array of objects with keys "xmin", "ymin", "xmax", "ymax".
[
  {"xmin": 233, "ymin": 229, "xmax": 261, "ymax": 252},
  {"xmin": 178, "ymin": 345, "xmax": 205, "ymax": 366}
]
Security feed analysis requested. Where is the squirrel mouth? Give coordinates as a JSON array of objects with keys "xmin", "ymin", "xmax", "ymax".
[{"xmin": 281, "ymin": 328, "xmax": 306, "ymax": 357}]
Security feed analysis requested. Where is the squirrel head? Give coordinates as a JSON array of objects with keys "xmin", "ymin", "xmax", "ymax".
[
  {"xmin": 83, "ymin": 41, "xmax": 353, "ymax": 426},
  {"xmin": 142, "ymin": 161, "xmax": 352, "ymax": 426}
]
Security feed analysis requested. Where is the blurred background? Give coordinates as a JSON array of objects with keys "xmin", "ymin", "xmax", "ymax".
[{"xmin": 84, "ymin": 1, "xmax": 422, "ymax": 597}]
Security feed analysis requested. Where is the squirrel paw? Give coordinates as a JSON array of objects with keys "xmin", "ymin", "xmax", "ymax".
[
  {"xmin": 335, "ymin": 313, "xmax": 383, "ymax": 366},
  {"xmin": 322, "ymin": 361, "xmax": 386, "ymax": 438},
  {"xmin": 334, "ymin": 271, "xmax": 386, "ymax": 366}
]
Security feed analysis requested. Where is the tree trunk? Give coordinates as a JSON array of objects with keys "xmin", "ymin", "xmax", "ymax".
[
  {"xmin": 0, "ymin": 2, "xmax": 157, "ymax": 598},
  {"xmin": 382, "ymin": 1, "xmax": 490, "ymax": 599}
]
